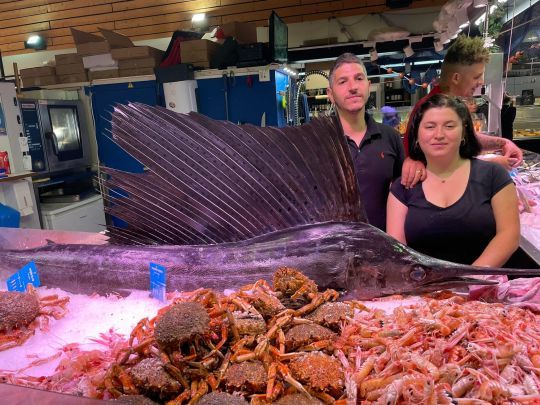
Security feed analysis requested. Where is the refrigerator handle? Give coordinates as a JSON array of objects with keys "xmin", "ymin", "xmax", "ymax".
[{"xmin": 45, "ymin": 131, "xmax": 59, "ymax": 156}]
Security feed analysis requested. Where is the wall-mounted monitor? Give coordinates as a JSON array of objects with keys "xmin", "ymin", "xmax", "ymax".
[{"xmin": 269, "ymin": 11, "xmax": 288, "ymax": 63}]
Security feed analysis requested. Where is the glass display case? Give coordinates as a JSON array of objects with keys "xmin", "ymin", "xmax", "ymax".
[
  {"xmin": 513, "ymin": 105, "xmax": 540, "ymax": 153},
  {"xmin": 514, "ymin": 105, "xmax": 540, "ymax": 139}
]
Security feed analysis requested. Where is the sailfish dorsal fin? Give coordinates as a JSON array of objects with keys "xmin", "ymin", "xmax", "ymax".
[{"xmin": 103, "ymin": 103, "xmax": 364, "ymax": 245}]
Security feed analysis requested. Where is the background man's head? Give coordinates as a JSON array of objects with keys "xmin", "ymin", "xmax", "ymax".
[
  {"xmin": 327, "ymin": 53, "xmax": 370, "ymax": 115},
  {"xmin": 440, "ymin": 35, "xmax": 491, "ymax": 97}
]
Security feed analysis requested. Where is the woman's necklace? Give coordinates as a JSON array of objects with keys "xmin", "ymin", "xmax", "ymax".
[{"xmin": 427, "ymin": 161, "xmax": 467, "ymax": 183}]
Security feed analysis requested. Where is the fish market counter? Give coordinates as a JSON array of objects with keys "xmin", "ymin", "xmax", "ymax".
[{"xmin": 515, "ymin": 149, "xmax": 540, "ymax": 266}]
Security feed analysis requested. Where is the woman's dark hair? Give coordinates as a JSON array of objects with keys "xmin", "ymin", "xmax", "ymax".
[{"xmin": 408, "ymin": 93, "xmax": 481, "ymax": 162}]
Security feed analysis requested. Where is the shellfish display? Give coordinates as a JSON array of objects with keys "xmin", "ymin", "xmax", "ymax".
[{"xmin": 1, "ymin": 269, "xmax": 539, "ymax": 404}]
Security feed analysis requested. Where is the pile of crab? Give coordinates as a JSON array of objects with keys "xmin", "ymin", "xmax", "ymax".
[{"xmin": 102, "ymin": 267, "xmax": 356, "ymax": 404}]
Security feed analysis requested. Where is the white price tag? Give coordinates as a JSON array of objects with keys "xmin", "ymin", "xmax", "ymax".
[
  {"xmin": 22, "ymin": 154, "xmax": 32, "ymax": 170},
  {"xmin": 19, "ymin": 136, "xmax": 29, "ymax": 152},
  {"xmin": 259, "ymin": 69, "xmax": 270, "ymax": 82}
]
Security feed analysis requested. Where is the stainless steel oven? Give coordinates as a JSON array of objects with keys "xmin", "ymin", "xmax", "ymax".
[{"xmin": 20, "ymin": 99, "xmax": 92, "ymax": 174}]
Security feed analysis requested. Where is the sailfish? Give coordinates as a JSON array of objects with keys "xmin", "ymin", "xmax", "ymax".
[{"xmin": 0, "ymin": 103, "xmax": 537, "ymax": 299}]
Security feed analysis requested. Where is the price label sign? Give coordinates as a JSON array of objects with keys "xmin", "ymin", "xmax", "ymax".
[
  {"xmin": 149, "ymin": 262, "xmax": 167, "ymax": 302},
  {"xmin": 7, "ymin": 261, "xmax": 41, "ymax": 292}
]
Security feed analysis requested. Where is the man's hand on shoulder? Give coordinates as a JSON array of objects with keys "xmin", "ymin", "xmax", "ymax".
[
  {"xmin": 401, "ymin": 157, "xmax": 426, "ymax": 189},
  {"xmin": 477, "ymin": 155, "xmax": 516, "ymax": 171},
  {"xmin": 501, "ymin": 138, "xmax": 523, "ymax": 167},
  {"xmin": 477, "ymin": 133, "xmax": 522, "ymax": 167}
]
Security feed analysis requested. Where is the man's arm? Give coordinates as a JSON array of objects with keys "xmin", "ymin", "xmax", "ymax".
[{"xmin": 477, "ymin": 133, "xmax": 523, "ymax": 167}]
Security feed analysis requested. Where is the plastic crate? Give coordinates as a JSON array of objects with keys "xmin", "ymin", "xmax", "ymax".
[{"xmin": 0, "ymin": 203, "xmax": 20, "ymax": 228}]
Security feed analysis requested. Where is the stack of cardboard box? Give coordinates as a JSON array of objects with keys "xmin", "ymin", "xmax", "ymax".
[
  {"xmin": 180, "ymin": 39, "xmax": 220, "ymax": 69},
  {"xmin": 112, "ymin": 46, "xmax": 164, "ymax": 77},
  {"xmin": 20, "ymin": 66, "xmax": 57, "ymax": 87},
  {"xmin": 72, "ymin": 28, "xmax": 134, "ymax": 80},
  {"xmin": 55, "ymin": 53, "xmax": 87, "ymax": 84},
  {"xmin": 19, "ymin": 22, "xmax": 258, "ymax": 88}
]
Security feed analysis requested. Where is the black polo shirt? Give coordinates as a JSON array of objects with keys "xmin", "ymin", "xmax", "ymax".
[{"xmin": 346, "ymin": 113, "xmax": 405, "ymax": 230}]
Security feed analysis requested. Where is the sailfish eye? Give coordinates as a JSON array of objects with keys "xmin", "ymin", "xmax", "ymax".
[{"xmin": 409, "ymin": 266, "xmax": 426, "ymax": 281}]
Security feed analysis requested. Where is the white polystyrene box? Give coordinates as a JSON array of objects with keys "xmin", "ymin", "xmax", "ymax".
[{"xmin": 4, "ymin": 180, "xmax": 34, "ymax": 216}]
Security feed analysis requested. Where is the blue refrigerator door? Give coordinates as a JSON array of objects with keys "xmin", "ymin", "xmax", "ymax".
[
  {"xmin": 90, "ymin": 80, "xmax": 163, "ymax": 173},
  {"xmin": 89, "ymin": 80, "xmax": 162, "ymax": 228},
  {"xmin": 197, "ymin": 70, "xmax": 288, "ymax": 127}
]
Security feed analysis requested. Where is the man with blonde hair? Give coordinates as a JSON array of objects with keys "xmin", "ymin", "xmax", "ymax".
[{"xmin": 401, "ymin": 35, "xmax": 522, "ymax": 187}]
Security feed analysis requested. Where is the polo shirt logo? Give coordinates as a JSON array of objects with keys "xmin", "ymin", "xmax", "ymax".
[{"xmin": 380, "ymin": 152, "xmax": 385, "ymax": 159}]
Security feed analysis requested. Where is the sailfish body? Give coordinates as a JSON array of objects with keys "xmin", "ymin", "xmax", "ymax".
[{"xmin": 0, "ymin": 104, "xmax": 537, "ymax": 298}]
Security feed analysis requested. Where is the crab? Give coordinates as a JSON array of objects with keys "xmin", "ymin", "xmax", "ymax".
[
  {"xmin": 236, "ymin": 279, "xmax": 286, "ymax": 319},
  {"xmin": 289, "ymin": 352, "xmax": 345, "ymax": 402},
  {"xmin": 223, "ymin": 360, "xmax": 268, "ymax": 394},
  {"xmin": 284, "ymin": 324, "xmax": 336, "ymax": 352},
  {"xmin": 0, "ymin": 289, "xmax": 39, "ymax": 332},
  {"xmin": 0, "ymin": 285, "xmax": 69, "ymax": 351},
  {"xmin": 273, "ymin": 267, "xmax": 318, "ymax": 301},
  {"xmin": 154, "ymin": 301, "xmax": 211, "ymax": 353},
  {"xmin": 232, "ymin": 311, "xmax": 267, "ymax": 336},
  {"xmin": 113, "ymin": 357, "xmax": 181, "ymax": 401},
  {"xmin": 305, "ymin": 302, "xmax": 354, "ymax": 332}
]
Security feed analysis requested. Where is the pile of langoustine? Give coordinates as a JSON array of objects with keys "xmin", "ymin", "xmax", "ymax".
[{"xmin": 1, "ymin": 268, "xmax": 540, "ymax": 404}]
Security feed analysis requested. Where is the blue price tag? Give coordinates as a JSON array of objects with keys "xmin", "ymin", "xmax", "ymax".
[
  {"xmin": 7, "ymin": 261, "xmax": 41, "ymax": 292},
  {"xmin": 149, "ymin": 262, "xmax": 167, "ymax": 302}
]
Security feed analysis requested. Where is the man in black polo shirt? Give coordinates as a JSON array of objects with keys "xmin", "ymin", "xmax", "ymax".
[{"xmin": 326, "ymin": 53, "xmax": 424, "ymax": 230}]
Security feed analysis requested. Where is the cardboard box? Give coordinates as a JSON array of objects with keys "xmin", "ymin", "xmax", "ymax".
[
  {"xmin": 88, "ymin": 69, "xmax": 118, "ymax": 80},
  {"xmin": 20, "ymin": 66, "xmax": 56, "ymax": 78},
  {"xmin": 118, "ymin": 57, "xmax": 161, "ymax": 69},
  {"xmin": 180, "ymin": 39, "xmax": 220, "ymax": 64},
  {"xmin": 71, "ymin": 28, "xmax": 133, "ymax": 56},
  {"xmin": 111, "ymin": 46, "xmax": 163, "ymax": 60},
  {"xmin": 119, "ymin": 68, "xmax": 155, "ymax": 77},
  {"xmin": 22, "ymin": 75, "xmax": 57, "ymax": 87},
  {"xmin": 82, "ymin": 53, "xmax": 117, "ymax": 69},
  {"xmin": 71, "ymin": 29, "xmax": 109, "ymax": 56},
  {"xmin": 220, "ymin": 21, "xmax": 257, "ymax": 44},
  {"xmin": 55, "ymin": 62, "xmax": 86, "ymax": 76},
  {"xmin": 55, "ymin": 53, "xmax": 83, "ymax": 65},
  {"xmin": 100, "ymin": 28, "xmax": 134, "ymax": 48},
  {"xmin": 57, "ymin": 72, "xmax": 88, "ymax": 84}
]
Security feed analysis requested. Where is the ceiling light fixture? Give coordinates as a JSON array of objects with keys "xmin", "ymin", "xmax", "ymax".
[
  {"xmin": 24, "ymin": 34, "xmax": 46, "ymax": 50},
  {"xmin": 192, "ymin": 13, "xmax": 206, "ymax": 22},
  {"xmin": 191, "ymin": 13, "xmax": 208, "ymax": 31}
]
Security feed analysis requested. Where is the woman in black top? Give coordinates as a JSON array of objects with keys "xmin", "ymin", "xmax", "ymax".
[{"xmin": 386, "ymin": 94, "xmax": 519, "ymax": 266}]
